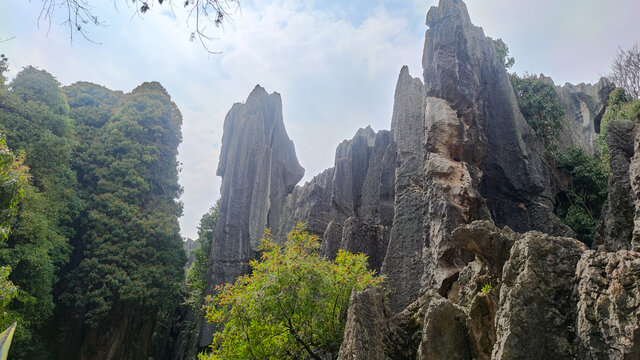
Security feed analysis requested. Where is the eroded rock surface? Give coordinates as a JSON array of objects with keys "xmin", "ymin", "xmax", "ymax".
[
  {"xmin": 382, "ymin": 0, "xmax": 569, "ymax": 312},
  {"xmin": 423, "ymin": 0, "xmax": 569, "ymax": 238},
  {"xmin": 553, "ymin": 77, "xmax": 615, "ymax": 154},
  {"xmin": 594, "ymin": 120, "xmax": 637, "ymax": 251},
  {"xmin": 277, "ymin": 126, "xmax": 396, "ymax": 273},
  {"xmin": 382, "ymin": 66, "xmax": 427, "ymax": 311},
  {"xmin": 201, "ymin": 85, "xmax": 304, "ymax": 345},
  {"xmin": 629, "ymin": 116, "xmax": 640, "ymax": 250},
  {"xmin": 575, "ymin": 250, "xmax": 640, "ymax": 359},
  {"xmin": 493, "ymin": 233, "xmax": 587, "ymax": 359}
]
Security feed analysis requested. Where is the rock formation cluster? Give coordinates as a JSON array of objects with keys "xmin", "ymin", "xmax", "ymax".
[{"xmin": 202, "ymin": 0, "xmax": 640, "ymax": 358}]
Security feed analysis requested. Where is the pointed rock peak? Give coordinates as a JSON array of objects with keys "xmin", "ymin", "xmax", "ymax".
[
  {"xmin": 247, "ymin": 84, "xmax": 269, "ymax": 99},
  {"xmin": 426, "ymin": 0, "xmax": 472, "ymax": 28},
  {"xmin": 356, "ymin": 125, "xmax": 375, "ymax": 136},
  {"xmin": 398, "ymin": 65, "xmax": 422, "ymax": 84}
]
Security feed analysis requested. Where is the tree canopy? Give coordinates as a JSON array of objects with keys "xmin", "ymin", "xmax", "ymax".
[
  {"xmin": 0, "ymin": 67, "xmax": 81, "ymax": 359},
  {"xmin": 509, "ymin": 73, "xmax": 565, "ymax": 149},
  {"xmin": 201, "ymin": 224, "xmax": 383, "ymax": 360}
]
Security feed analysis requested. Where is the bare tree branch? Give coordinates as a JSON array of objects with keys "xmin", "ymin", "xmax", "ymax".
[
  {"xmin": 609, "ymin": 44, "xmax": 640, "ymax": 99},
  {"xmin": 37, "ymin": 0, "xmax": 240, "ymax": 52}
]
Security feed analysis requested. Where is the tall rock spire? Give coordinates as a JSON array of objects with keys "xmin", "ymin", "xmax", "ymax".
[
  {"xmin": 381, "ymin": 0, "xmax": 572, "ymax": 311},
  {"xmin": 200, "ymin": 85, "xmax": 304, "ymax": 345}
]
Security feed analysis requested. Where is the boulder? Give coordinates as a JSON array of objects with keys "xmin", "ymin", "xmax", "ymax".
[
  {"xmin": 493, "ymin": 233, "xmax": 587, "ymax": 359},
  {"xmin": 575, "ymin": 250, "xmax": 640, "ymax": 359}
]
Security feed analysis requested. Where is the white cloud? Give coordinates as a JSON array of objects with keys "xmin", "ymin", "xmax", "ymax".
[
  {"xmin": 1, "ymin": 0, "xmax": 425, "ymax": 239},
  {"xmin": 3, "ymin": 0, "xmax": 638, "ymax": 239}
]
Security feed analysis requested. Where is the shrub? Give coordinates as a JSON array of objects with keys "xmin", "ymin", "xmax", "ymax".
[{"xmin": 200, "ymin": 224, "xmax": 383, "ymax": 360}]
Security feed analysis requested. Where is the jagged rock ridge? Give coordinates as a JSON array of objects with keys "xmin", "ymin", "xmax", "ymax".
[
  {"xmin": 200, "ymin": 85, "xmax": 304, "ymax": 345},
  {"xmin": 552, "ymin": 76, "xmax": 615, "ymax": 154},
  {"xmin": 203, "ymin": 0, "xmax": 640, "ymax": 358}
]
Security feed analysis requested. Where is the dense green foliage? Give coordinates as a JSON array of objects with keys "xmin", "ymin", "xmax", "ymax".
[
  {"xmin": 0, "ymin": 65, "xmax": 187, "ymax": 358},
  {"xmin": 598, "ymin": 88, "xmax": 640, "ymax": 169},
  {"xmin": 60, "ymin": 81, "xmax": 186, "ymax": 327},
  {"xmin": 553, "ymin": 147, "xmax": 609, "ymax": 245},
  {"xmin": 509, "ymin": 73, "xmax": 565, "ymax": 148},
  {"xmin": 0, "ymin": 136, "xmax": 25, "ymax": 240},
  {"xmin": 0, "ymin": 55, "xmax": 7, "ymax": 87},
  {"xmin": 0, "ymin": 135, "xmax": 24, "ymax": 318},
  {"xmin": 201, "ymin": 224, "xmax": 383, "ymax": 360},
  {"xmin": 186, "ymin": 200, "xmax": 219, "ymax": 311},
  {"xmin": 0, "ymin": 67, "xmax": 81, "ymax": 358}
]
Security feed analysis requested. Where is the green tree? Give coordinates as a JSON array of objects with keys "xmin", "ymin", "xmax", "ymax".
[
  {"xmin": 598, "ymin": 87, "xmax": 640, "ymax": 169},
  {"xmin": 201, "ymin": 224, "xmax": 383, "ymax": 360},
  {"xmin": 0, "ymin": 54, "xmax": 8, "ymax": 86},
  {"xmin": 0, "ymin": 67, "xmax": 80, "ymax": 359},
  {"xmin": 61, "ymin": 81, "xmax": 185, "ymax": 327},
  {"xmin": 0, "ymin": 136, "xmax": 26, "ymax": 240},
  {"xmin": 186, "ymin": 200, "xmax": 220, "ymax": 311},
  {"xmin": 509, "ymin": 73, "xmax": 565, "ymax": 149},
  {"xmin": 493, "ymin": 38, "xmax": 515, "ymax": 69},
  {"xmin": 553, "ymin": 147, "xmax": 609, "ymax": 245},
  {"xmin": 0, "ymin": 136, "xmax": 25, "ymax": 319}
]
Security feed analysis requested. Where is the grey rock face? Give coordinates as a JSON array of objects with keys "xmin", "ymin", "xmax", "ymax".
[
  {"xmin": 416, "ymin": 296, "xmax": 472, "ymax": 360},
  {"xmin": 277, "ymin": 126, "xmax": 396, "ymax": 273},
  {"xmin": 594, "ymin": 120, "xmax": 637, "ymax": 251},
  {"xmin": 276, "ymin": 167, "xmax": 335, "ymax": 241},
  {"xmin": 183, "ymin": 238, "xmax": 199, "ymax": 269},
  {"xmin": 553, "ymin": 77, "xmax": 615, "ymax": 154},
  {"xmin": 338, "ymin": 287, "xmax": 396, "ymax": 360},
  {"xmin": 382, "ymin": 66, "xmax": 427, "ymax": 311},
  {"xmin": 493, "ymin": 233, "xmax": 587, "ymax": 359},
  {"xmin": 575, "ymin": 250, "xmax": 640, "ymax": 359},
  {"xmin": 421, "ymin": 96, "xmax": 490, "ymax": 292},
  {"xmin": 422, "ymin": 0, "xmax": 569, "ymax": 237},
  {"xmin": 631, "ymin": 118, "xmax": 640, "ymax": 250},
  {"xmin": 332, "ymin": 128, "xmax": 396, "ymax": 272},
  {"xmin": 201, "ymin": 85, "xmax": 304, "ymax": 345},
  {"xmin": 383, "ymin": 0, "xmax": 570, "ymax": 312}
]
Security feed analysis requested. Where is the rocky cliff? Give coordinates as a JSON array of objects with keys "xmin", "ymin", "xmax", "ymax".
[
  {"xmin": 200, "ymin": 85, "xmax": 304, "ymax": 345},
  {"xmin": 203, "ymin": 0, "xmax": 640, "ymax": 358},
  {"xmin": 553, "ymin": 77, "xmax": 615, "ymax": 154}
]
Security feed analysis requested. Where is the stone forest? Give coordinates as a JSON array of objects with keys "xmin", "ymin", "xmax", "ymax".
[{"xmin": 1, "ymin": 0, "xmax": 639, "ymax": 359}]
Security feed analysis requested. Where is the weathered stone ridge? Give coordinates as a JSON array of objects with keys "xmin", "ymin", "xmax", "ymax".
[
  {"xmin": 553, "ymin": 76, "xmax": 615, "ymax": 154},
  {"xmin": 204, "ymin": 0, "xmax": 640, "ymax": 358},
  {"xmin": 423, "ymin": 0, "xmax": 568, "ymax": 238},
  {"xmin": 381, "ymin": 66, "xmax": 426, "ymax": 310},
  {"xmin": 278, "ymin": 126, "xmax": 396, "ymax": 272},
  {"xmin": 594, "ymin": 120, "xmax": 637, "ymax": 251}
]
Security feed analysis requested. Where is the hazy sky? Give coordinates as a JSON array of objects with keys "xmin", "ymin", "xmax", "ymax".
[{"xmin": 1, "ymin": 0, "xmax": 639, "ymax": 239}]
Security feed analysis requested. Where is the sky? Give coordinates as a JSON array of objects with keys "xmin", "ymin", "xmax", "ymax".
[{"xmin": 1, "ymin": 0, "xmax": 639, "ymax": 239}]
